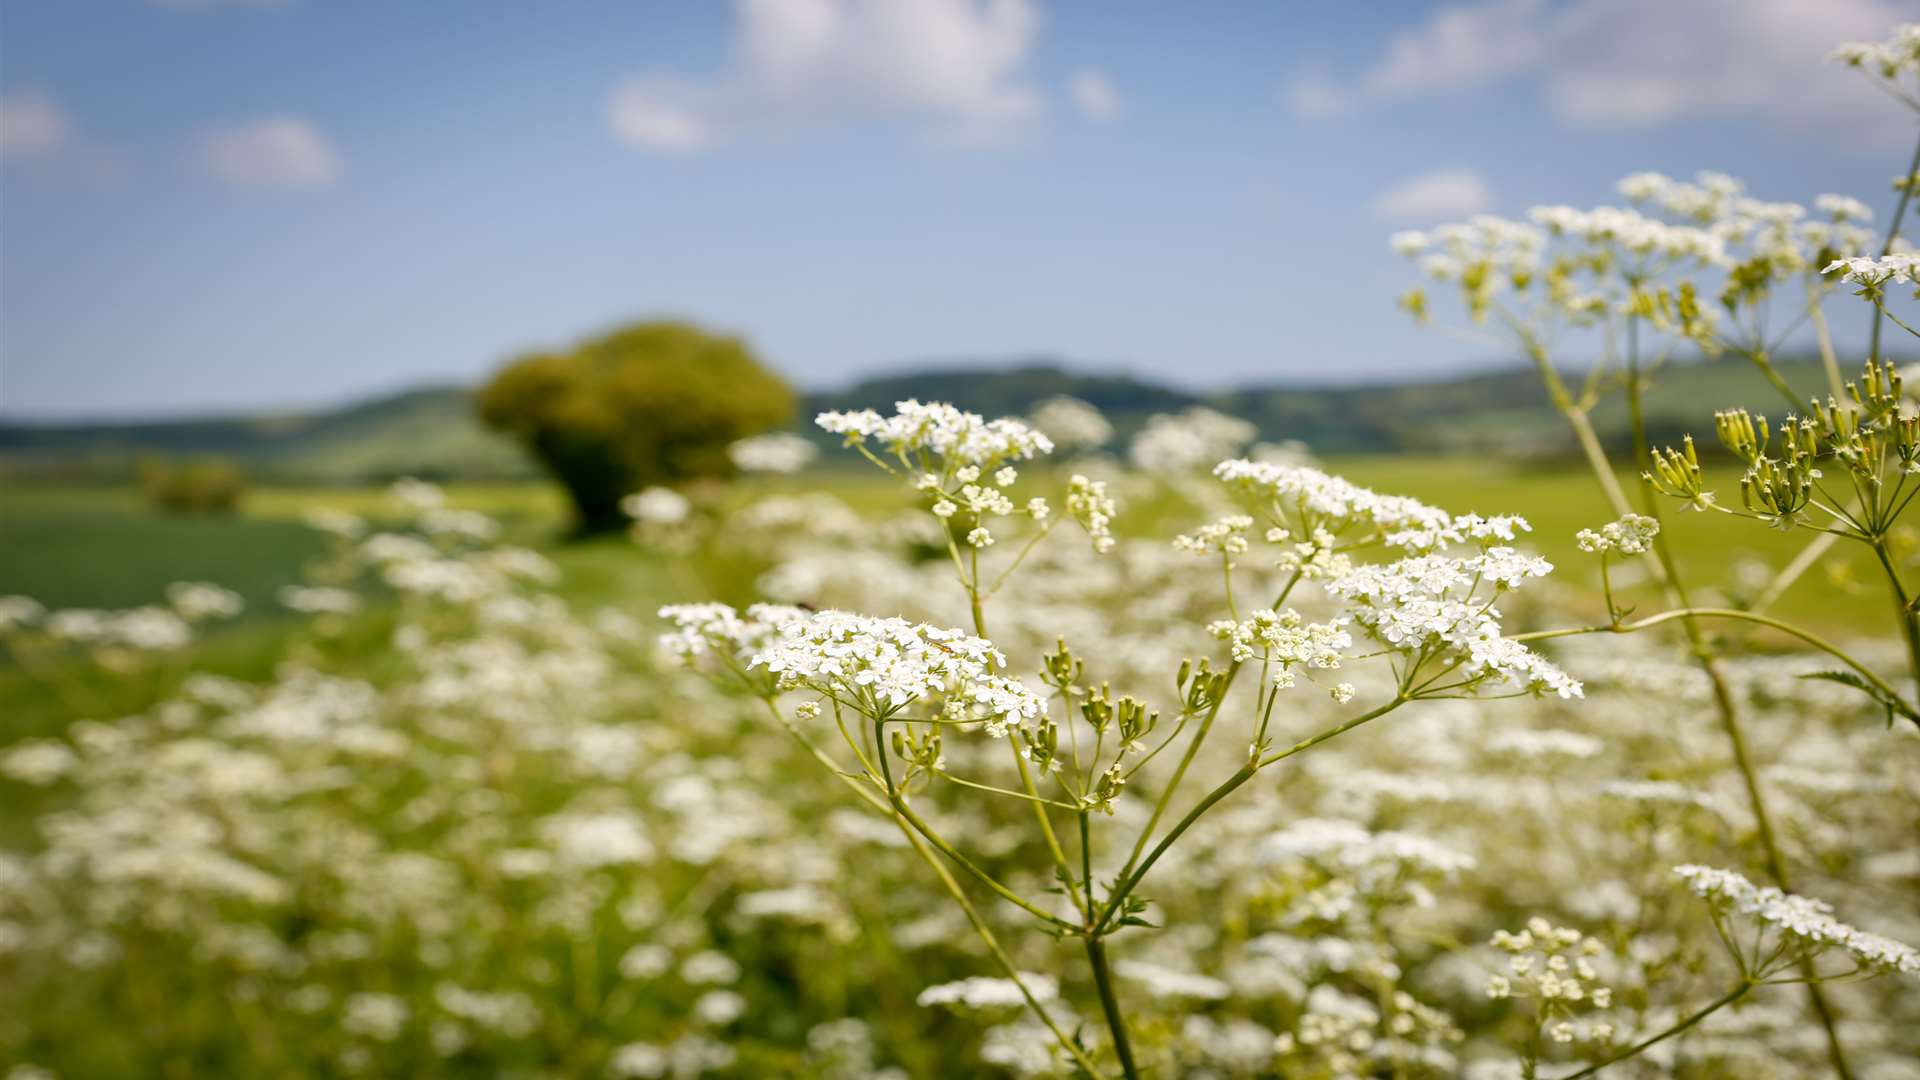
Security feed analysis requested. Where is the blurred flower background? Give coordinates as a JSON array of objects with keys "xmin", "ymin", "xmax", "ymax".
[{"xmin": 3, "ymin": 3, "xmax": 1920, "ymax": 1078}]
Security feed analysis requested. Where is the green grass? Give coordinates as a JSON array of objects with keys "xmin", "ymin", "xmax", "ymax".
[
  {"xmin": 0, "ymin": 459, "xmax": 1898, "ymax": 662},
  {"xmin": 0, "ymin": 486, "xmax": 333, "ymax": 612}
]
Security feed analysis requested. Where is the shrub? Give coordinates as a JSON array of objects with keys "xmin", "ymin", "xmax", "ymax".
[
  {"xmin": 477, "ymin": 320, "xmax": 794, "ymax": 531},
  {"xmin": 136, "ymin": 456, "xmax": 247, "ymax": 514}
]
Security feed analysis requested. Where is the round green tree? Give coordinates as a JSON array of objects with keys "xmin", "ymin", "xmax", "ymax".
[{"xmin": 478, "ymin": 321, "xmax": 794, "ymax": 531}]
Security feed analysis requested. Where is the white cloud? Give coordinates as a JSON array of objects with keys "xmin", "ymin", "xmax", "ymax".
[
  {"xmin": 1373, "ymin": 167, "xmax": 1492, "ymax": 221},
  {"xmin": 608, "ymin": 78, "xmax": 717, "ymax": 155},
  {"xmin": 200, "ymin": 116, "xmax": 339, "ymax": 188},
  {"xmin": 0, "ymin": 92, "xmax": 71, "ymax": 159},
  {"xmin": 1288, "ymin": 0, "xmax": 1912, "ymax": 146},
  {"xmin": 1069, "ymin": 69, "xmax": 1122, "ymax": 122},
  {"xmin": 608, "ymin": 0, "xmax": 1045, "ymax": 154}
]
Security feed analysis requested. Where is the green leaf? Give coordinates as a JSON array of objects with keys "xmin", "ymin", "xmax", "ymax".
[{"xmin": 1799, "ymin": 670, "xmax": 1920, "ymax": 729}]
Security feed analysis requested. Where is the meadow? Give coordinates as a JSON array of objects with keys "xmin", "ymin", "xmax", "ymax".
[
  {"xmin": 1, "ymin": 433, "xmax": 1915, "ymax": 1077},
  {"xmin": 0, "ymin": 459, "xmax": 1886, "ymax": 753},
  {"xmin": 6, "ymin": 22, "xmax": 1920, "ymax": 1075}
]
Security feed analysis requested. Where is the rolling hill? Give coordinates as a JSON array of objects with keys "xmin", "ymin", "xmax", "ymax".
[{"xmin": 0, "ymin": 353, "xmax": 1869, "ymax": 483}]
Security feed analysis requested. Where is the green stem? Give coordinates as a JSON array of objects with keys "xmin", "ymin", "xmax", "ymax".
[
  {"xmin": 1512, "ymin": 607, "xmax": 1910, "ymax": 717},
  {"xmin": 765, "ymin": 700, "xmax": 1106, "ymax": 1079},
  {"xmin": 1870, "ymin": 128, "xmax": 1920, "ymax": 364},
  {"xmin": 1871, "ymin": 538, "xmax": 1920, "ymax": 699},
  {"xmin": 1093, "ymin": 764, "xmax": 1256, "ymax": 935},
  {"xmin": 887, "ymin": 789, "xmax": 1073, "ymax": 930},
  {"xmin": 1113, "ymin": 662, "xmax": 1240, "ymax": 886},
  {"xmin": 1257, "ymin": 696, "xmax": 1408, "ymax": 767},
  {"xmin": 1554, "ymin": 983, "xmax": 1751, "ymax": 1080},
  {"xmin": 1596, "ymin": 318, "xmax": 1853, "ymax": 1079},
  {"xmin": 1084, "ymin": 936, "xmax": 1140, "ymax": 1080},
  {"xmin": 1807, "ymin": 279, "xmax": 1847, "ymax": 400}
]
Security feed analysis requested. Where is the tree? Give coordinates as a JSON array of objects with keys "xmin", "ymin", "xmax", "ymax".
[{"xmin": 478, "ymin": 321, "xmax": 793, "ymax": 531}]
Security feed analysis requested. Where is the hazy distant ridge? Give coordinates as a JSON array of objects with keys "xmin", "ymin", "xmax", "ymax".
[{"xmin": 0, "ymin": 356, "xmax": 1845, "ymax": 483}]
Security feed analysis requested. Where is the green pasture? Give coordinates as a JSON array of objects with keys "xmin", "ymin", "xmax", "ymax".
[{"xmin": 0, "ymin": 460, "xmax": 1901, "ymax": 721}]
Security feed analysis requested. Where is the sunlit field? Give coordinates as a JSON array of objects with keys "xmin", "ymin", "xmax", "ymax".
[
  {"xmin": 4, "ymin": 436, "xmax": 1919, "ymax": 1076},
  {"xmin": 7, "ymin": 11, "xmax": 1920, "ymax": 1080}
]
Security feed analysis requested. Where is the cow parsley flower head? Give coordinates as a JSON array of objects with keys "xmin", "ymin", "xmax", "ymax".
[
  {"xmin": 1027, "ymin": 395, "xmax": 1114, "ymax": 450},
  {"xmin": 727, "ymin": 432, "xmax": 818, "ymax": 473},
  {"xmin": 1116, "ymin": 960, "xmax": 1231, "ymax": 1001},
  {"xmin": 1576, "ymin": 514, "xmax": 1660, "ymax": 554},
  {"xmin": 1211, "ymin": 607, "xmax": 1352, "ymax": 669},
  {"xmin": 1213, "ymin": 459, "xmax": 1456, "ymax": 545},
  {"xmin": 1130, "ymin": 407, "xmax": 1257, "ymax": 473},
  {"xmin": 1674, "ymin": 864, "xmax": 1920, "ymax": 978},
  {"xmin": 658, "ymin": 603, "xmax": 811, "ymax": 669},
  {"xmin": 1175, "ymin": 514, "xmax": 1254, "ymax": 559},
  {"xmin": 624, "ymin": 487, "xmax": 692, "ymax": 525},
  {"xmin": 750, "ymin": 610, "xmax": 1044, "ymax": 736},
  {"xmin": 1327, "ymin": 551, "xmax": 1580, "ymax": 699},
  {"xmin": 917, "ymin": 974, "xmax": 1057, "ymax": 1011},
  {"xmin": 1814, "ymin": 193, "xmax": 1874, "ymax": 223},
  {"xmin": 1829, "ymin": 24, "xmax": 1920, "ymax": 81},
  {"xmin": 0, "ymin": 596, "xmax": 48, "ymax": 634},
  {"xmin": 816, "ymin": 399, "xmax": 1053, "ymax": 468},
  {"xmin": 1824, "ymin": 253, "xmax": 1920, "ymax": 288},
  {"xmin": 1065, "ymin": 474, "xmax": 1118, "ymax": 554},
  {"xmin": 165, "ymin": 581, "xmax": 244, "ymax": 622}
]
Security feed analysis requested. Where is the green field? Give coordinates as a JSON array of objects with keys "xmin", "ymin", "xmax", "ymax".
[
  {"xmin": 0, "ymin": 459, "xmax": 1899, "ymax": 744},
  {"xmin": 0, "ymin": 457, "xmax": 1893, "ymax": 629}
]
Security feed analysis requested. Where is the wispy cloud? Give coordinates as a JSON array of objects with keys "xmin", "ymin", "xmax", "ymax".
[
  {"xmin": 1288, "ymin": 0, "xmax": 1911, "ymax": 147},
  {"xmin": 607, "ymin": 0, "xmax": 1046, "ymax": 154},
  {"xmin": 1373, "ymin": 167, "xmax": 1491, "ymax": 221},
  {"xmin": 200, "ymin": 116, "xmax": 339, "ymax": 188},
  {"xmin": 1069, "ymin": 69, "xmax": 1122, "ymax": 123},
  {"xmin": 0, "ymin": 92, "xmax": 71, "ymax": 159}
]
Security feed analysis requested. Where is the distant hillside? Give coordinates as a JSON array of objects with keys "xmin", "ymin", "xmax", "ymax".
[
  {"xmin": 813, "ymin": 354, "xmax": 1846, "ymax": 456},
  {"xmin": 0, "ymin": 354, "xmax": 1874, "ymax": 482},
  {"xmin": 0, "ymin": 386, "xmax": 535, "ymax": 483}
]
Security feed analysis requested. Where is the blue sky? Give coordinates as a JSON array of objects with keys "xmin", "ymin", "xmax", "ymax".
[{"xmin": 1, "ymin": 0, "xmax": 1915, "ymax": 418}]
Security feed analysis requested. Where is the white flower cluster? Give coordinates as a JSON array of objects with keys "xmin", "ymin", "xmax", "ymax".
[
  {"xmin": 1487, "ymin": 917, "xmax": 1615, "ymax": 1045},
  {"xmin": 1613, "ymin": 171, "xmax": 1878, "ymax": 275},
  {"xmin": 1398, "ymin": 169, "xmax": 1882, "ymax": 343},
  {"xmin": 1674, "ymin": 865, "xmax": 1920, "ymax": 977},
  {"xmin": 727, "ymin": 432, "xmax": 818, "ymax": 474},
  {"xmin": 750, "ymin": 610, "xmax": 1044, "ymax": 735},
  {"xmin": 279, "ymin": 585, "xmax": 361, "ymax": 616},
  {"xmin": 1026, "ymin": 395, "xmax": 1114, "ymax": 450},
  {"xmin": 1115, "ymin": 960, "xmax": 1231, "ymax": 1001},
  {"xmin": 1213, "ymin": 459, "xmax": 1455, "ymax": 543},
  {"xmin": 165, "ymin": 582, "xmax": 244, "ymax": 622},
  {"xmin": 817, "ymin": 399, "xmax": 1054, "ymax": 467},
  {"xmin": 0, "ymin": 595, "xmax": 46, "ymax": 632},
  {"xmin": 1391, "ymin": 215, "xmax": 1546, "ymax": 282},
  {"xmin": 1209, "ymin": 608, "xmax": 1352, "ymax": 669},
  {"xmin": 1065, "ymin": 473, "xmax": 1117, "ymax": 554},
  {"xmin": 623, "ymin": 487, "xmax": 692, "ymax": 525},
  {"xmin": 1532, "ymin": 204, "xmax": 1727, "ymax": 264},
  {"xmin": 1174, "ymin": 514, "xmax": 1253, "ymax": 559},
  {"xmin": 43, "ymin": 606, "xmax": 193, "ymax": 651},
  {"xmin": 657, "ymin": 602, "xmax": 811, "ymax": 667},
  {"xmin": 1327, "ymin": 551, "xmax": 1580, "ymax": 699},
  {"xmin": 1272, "ymin": 983, "xmax": 1463, "ymax": 1077},
  {"xmin": 1129, "ymin": 406, "xmax": 1257, "ymax": 474},
  {"xmin": 1576, "ymin": 514, "xmax": 1661, "ymax": 555},
  {"xmin": 1824, "ymin": 253, "xmax": 1920, "ymax": 288},
  {"xmin": 0, "ymin": 582, "xmax": 243, "ymax": 653},
  {"xmin": 1829, "ymin": 23, "xmax": 1920, "ymax": 80},
  {"xmin": 916, "ymin": 973, "xmax": 1057, "ymax": 1011}
]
